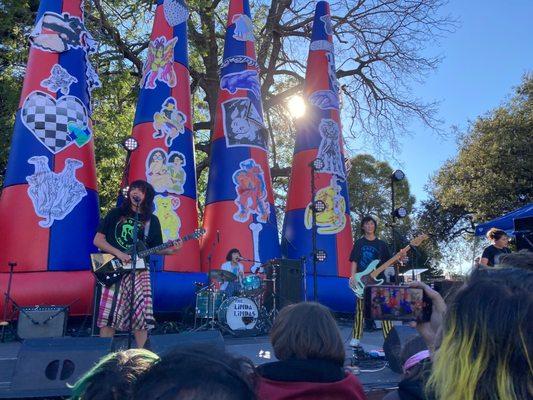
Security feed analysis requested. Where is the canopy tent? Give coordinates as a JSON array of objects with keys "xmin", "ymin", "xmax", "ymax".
[{"xmin": 475, "ymin": 203, "xmax": 533, "ymax": 236}]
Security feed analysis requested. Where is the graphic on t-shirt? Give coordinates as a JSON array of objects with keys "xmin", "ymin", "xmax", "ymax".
[
  {"xmin": 359, "ymin": 244, "xmax": 379, "ymax": 271},
  {"xmin": 115, "ymin": 217, "xmax": 142, "ymax": 249}
]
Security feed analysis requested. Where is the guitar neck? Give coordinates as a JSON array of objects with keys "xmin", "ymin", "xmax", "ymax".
[
  {"xmin": 369, "ymin": 244, "xmax": 411, "ymax": 279},
  {"xmin": 137, "ymin": 233, "xmax": 195, "ymax": 258}
]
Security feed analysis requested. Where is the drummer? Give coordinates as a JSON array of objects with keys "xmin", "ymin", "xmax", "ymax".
[{"xmin": 220, "ymin": 248, "xmax": 245, "ymax": 296}]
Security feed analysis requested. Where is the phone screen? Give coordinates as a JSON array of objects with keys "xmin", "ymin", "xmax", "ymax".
[{"xmin": 364, "ymin": 285, "xmax": 432, "ymax": 322}]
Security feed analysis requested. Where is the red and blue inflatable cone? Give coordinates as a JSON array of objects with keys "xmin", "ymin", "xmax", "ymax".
[
  {"xmin": 125, "ymin": 0, "xmax": 203, "ymax": 311},
  {"xmin": 201, "ymin": 0, "xmax": 281, "ymax": 274},
  {"xmin": 0, "ymin": 0, "xmax": 101, "ymax": 316},
  {"xmin": 281, "ymin": 1, "xmax": 354, "ymax": 311}
]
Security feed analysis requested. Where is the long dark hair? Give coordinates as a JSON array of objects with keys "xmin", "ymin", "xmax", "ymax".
[
  {"xmin": 428, "ymin": 267, "xmax": 533, "ymax": 400},
  {"xmin": 120, "ymin": 180, "xmax": 156, "ymax": 222}
]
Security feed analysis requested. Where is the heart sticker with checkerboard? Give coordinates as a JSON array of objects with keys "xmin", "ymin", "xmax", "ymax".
[{"xmin": 21, "ymin": 91, "xmax": 92, "ymax": 154}]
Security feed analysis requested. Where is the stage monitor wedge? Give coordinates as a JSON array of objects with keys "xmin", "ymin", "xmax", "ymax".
[{"xmin": 2, "ymin": 337, "xmax": 112, "ymax": 399}]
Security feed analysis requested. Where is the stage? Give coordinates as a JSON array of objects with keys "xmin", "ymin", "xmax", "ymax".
[{"xmin": 0, "ymin": 319, "xmax": 399, "ymax": 399}]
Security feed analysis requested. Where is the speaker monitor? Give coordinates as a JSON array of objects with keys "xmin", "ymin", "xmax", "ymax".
[
  {"xmin": 9, "ymin": 337, "xmax": 112, "ymax": 397},
  {"xmin": 148, "ymin": 330, "xmax": 225, "ymax": 356},
  {"xmin": 265, "ymin": 258, "xmax": 303, "ymax": 310},
  {"xmin": 514, "ymin": 216, "xmax": 533, "ymax": 251},
  {"xmin": 17, "ymin": 306, "xmax": 68, "ymax": 339},
  {"xmin": 383, "ymin": 325, "xmax": 425, "ymax": 374}
]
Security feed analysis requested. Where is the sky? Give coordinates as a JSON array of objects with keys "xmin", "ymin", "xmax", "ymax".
[{"xmin": 359, "ymin": 0, "xmax": 533, "ymax": 207}]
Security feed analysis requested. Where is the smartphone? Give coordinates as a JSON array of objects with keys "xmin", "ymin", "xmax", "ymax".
[{"xmin": 363, "ymin": 285, "xmax": 432, "ymax": 322}]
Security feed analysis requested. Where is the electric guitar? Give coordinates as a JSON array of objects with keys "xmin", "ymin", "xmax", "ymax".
[
  {"xmin": 91, "ymin": 228, "xmax": 205, "ymax": 287},
  {"xmin": 349, "ymin": 234, "xmax": 428, "ymax": 299}
]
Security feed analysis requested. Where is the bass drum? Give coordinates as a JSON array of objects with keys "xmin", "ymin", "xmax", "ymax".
[{"xmin": 218, "ymin": 296, "xmax": 259, "ymax": 331}]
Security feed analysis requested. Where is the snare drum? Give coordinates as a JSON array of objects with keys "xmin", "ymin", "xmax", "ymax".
[
  {"xmin": 242, "ymin": 275, "xmax": 262, "ymax": 295},
  {"xmin": 218, "ymin": 296, "xmax": 259, "ymax": 331},
  {"xmin": 195, "ymin": 290, "xmax": 225, "ymax": 318}
]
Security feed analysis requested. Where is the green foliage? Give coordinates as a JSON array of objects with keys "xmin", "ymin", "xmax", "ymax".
[{"xmin": 427, "ymin": 74, "xmax": 533, "ymax": 229}]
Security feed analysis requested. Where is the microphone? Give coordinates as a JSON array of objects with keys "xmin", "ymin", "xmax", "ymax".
[{"xmin": 131, "ymin": 194, "xmax": 141, "ymax": 204}]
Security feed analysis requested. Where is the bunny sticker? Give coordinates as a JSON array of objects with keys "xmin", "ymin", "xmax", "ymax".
[{"xmin": 221, "ymin": 98, "xmax": 268, "ymax": 149}]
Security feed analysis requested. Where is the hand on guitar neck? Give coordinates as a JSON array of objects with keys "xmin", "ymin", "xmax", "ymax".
[{"xmin": 349, "ymin": 234, "xmax": 429, "ymax": 298}]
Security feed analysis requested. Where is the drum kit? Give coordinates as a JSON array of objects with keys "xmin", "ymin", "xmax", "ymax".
[{"xmin": 194, "ymin": 267, "xmax": 276, "ymax": 335}]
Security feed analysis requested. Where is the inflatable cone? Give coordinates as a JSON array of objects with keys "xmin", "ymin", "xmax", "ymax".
[
  {"xmin": 125, "ymin": 0, "xmax": 203, "ymax": 312},
  {"xmin": 0, "ymin": 0, "xmax": 101, "ymax": 315},
  {"xmin": 281, "ymin": 1, "xmax": 354, "ymax": 311},
  {"xmin": 201, "ymin": 0, "xmax": 281, "ymax": 275}
]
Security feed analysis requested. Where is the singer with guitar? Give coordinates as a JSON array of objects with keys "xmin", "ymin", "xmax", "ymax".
[
  {"xmin": 94, "ymin": 180, "xmax": 181, "ymax": 348},
  {"xmin": 348, "ymin": 216, "xmax": 406, "ymax": 348}
]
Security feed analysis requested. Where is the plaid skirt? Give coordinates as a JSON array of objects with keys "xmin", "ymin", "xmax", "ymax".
[{"xmin": 97, "ymin": 270, "xmax": 155, "ymax": 331}]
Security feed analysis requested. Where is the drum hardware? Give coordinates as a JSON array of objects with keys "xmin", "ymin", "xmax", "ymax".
[{"xmin": 209, "ymin": 269, "xmax": 238, "ymax": 282}]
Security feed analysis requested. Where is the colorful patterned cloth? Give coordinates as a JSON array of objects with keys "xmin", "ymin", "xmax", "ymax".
[{"xmin": 97, "ymin": 270, "xmax": 155, "ymax": 331}]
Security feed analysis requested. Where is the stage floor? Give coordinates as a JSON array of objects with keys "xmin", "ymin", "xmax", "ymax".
[{"xmin": 0, "ymin": 319, "xmax": 400, "ymax": 399}]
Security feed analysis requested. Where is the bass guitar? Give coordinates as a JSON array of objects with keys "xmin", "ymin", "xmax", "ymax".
[
  {"xmin": 348, "ymin": 234, "xmax": 428, "ymax": 299},
  {"xmin": 91, "ymin": 228, "xmax": 205, "ymax": 287}
]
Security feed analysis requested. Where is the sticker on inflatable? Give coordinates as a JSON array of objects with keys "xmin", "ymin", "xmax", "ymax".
[
  {"xmin": 232, "ymin": 159, "xmax": 270, "ymax": 224},
  {"xmin": 220, "ymin": 55, "xmax": 259, "ymax": 70},
  {"xmin": 220, "ymin": 70, "xmax": 261, "ymax": 99},
  {"xmin": 21, "ymin": 91, "xmax": 92, "ymax": 154},
  {"xmin": 163, "ymin": 0, "xmax": 189, "ymax": 27},
  {"xmin": 326, "ymin": 52, "xmax": 340, "ymax": 94},
  {"xmin": 317, "ymin": 118, "xmax": 345, "ymax": 179},
  {"xmin": 40, "ymin": 64, "xmax": 78, "ymax": 95},
  {"xmin": 321, "ymin": 15, "xmax": 333, "ymax": 35},
  {"xmin": 232, "ymin": 14, "xmax": 255, "ymax": 42},
  {"xmin": 309, "ymin": 90, "xmax": 339, "ymax": 110},
  {"xmin": 222, "ymin": 98, "xmax": 267, "ymax": 150},
  {"xmin": 304, "ymin": 176, "xmax": 346, "ymax": 234},
  {"xmin": 26, "ymin": 156, "xmax": 87, "ymax": 228},
  {"xmin": 85, "ymin": 51, "xmax": 102, "ymax": 98},
  {"xmin": 141, "ymin": 36, "xmax": 178, "ymax": 89},
  {"xmin": 30, "ymin": 12, "xmax": 88, "ymax": 53},
  {"xmin": 153, "ymin": 97, "xmax": 186, "ymax": 146},
  {"xmin": 146, "ymin": 148, "xmax": 187, "ymax": 195},
  {"xmin": 310, "ymin": 40, "xmax": 333, "ymax": 52},
  {"xmin": 154, "ymin": 194, "xmax": 181, "ymax": 242}
]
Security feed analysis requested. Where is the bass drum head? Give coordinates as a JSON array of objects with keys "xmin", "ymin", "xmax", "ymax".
[{"xmin": 218, "ymin": 297, "xmax": 258, "ymax": 331}]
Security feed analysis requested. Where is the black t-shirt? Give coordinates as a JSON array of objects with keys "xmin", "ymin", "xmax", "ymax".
[
  {"xmin": 349, "ymin": 237, "xmax": 391, "ymax": 279},
  {"xmin": 481, "ymin": 245, "xmax": 511, "ymax": 267},
  {"xmin": 97, "ymin": 207, "xmax": 163, "ymax": 253}
]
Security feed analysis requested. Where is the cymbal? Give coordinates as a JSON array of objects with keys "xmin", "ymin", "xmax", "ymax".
[{"xmin": 209, "ymin": 269, "xmax": 237, "ymax": 282}]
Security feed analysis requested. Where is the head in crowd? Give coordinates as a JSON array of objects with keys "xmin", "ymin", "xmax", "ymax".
[
  {"xmin": 360, "ymin": 215, "xmax": 378, "ymax": 235},
  {"xmin": 133, "ymin": 346, "xmax": 256, "ymax": 400},
  {"xmin": 270, "ymin": 302, "xmax": 345, "ymax": 366},
  {"xmin": 399, "ymin": 336, "xmax": 430, "ymax": 380},
  {"xmin": 226, "ymin": 248, "xmax": 241, "ymax": 262},
  {"xmin": 121, "ymin": 180, "xmax": 156, "ymax": 221},
  {"xmin": 428, "ymin": 267, "xmax": 533, "ymax": 400},
  {"xmin": 498, "ymin": 249, "xmax": 533, "ymax": 270},
  {"xmin": 485, "ymin": 227, "xmax": 509, "ymax": 246},
  {"xmin": 69, "ymin": 348, "xmax": 159, "ymax": 400}
]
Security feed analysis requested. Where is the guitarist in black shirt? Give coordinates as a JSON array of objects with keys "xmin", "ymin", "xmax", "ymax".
[
  {"xmin": 349, "ymin": 216, "xmax": 397, "ymax": 347},
  {"xmin": 93, "ymin": 180, "xmax": 181, "ymax": 348}
]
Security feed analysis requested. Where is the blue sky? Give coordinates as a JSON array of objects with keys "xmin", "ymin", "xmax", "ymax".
[{"xmin": 366, "ymin": 0, "xmax": 533, "ymax": 206}]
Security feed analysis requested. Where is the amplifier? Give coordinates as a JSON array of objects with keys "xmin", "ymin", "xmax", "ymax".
[
  {"xmin": 264, "ymin": 258, "xmax": 303, "ymax": 310},
  {"xmin": 17, "ymin": 306, "xmax": 68, "ymax": 339}
]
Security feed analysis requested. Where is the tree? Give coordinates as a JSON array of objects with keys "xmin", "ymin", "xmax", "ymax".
[
  {"xmin": 346, "ymin": 154, "xmax": 437, "ymax": 274},
  {"xmin": 420, "ymin": 74, "xmax": 533, "ymax": 241},
  {"xmin": 0, "ymin": 0, "xmax": 456, "ymax": 211}
]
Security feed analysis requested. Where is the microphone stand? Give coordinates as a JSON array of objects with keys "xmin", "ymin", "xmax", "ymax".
[
  {"xmin": 127, "ymin": 199, "xmax": 141, "ymax": 349},
  {"xmin": 1, "ymin": 262, "xmax": 17, "ymax": 342}
]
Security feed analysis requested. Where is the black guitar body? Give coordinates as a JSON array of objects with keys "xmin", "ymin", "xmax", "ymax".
[{"xmin": 93, "ymin": 242, "xmax": 149, "ymax": 287}]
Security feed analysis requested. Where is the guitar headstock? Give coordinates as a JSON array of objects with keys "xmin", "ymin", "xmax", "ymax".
[{"xmin": 410, "ymin": 234, "xmax": 429, "ymax": 247}]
